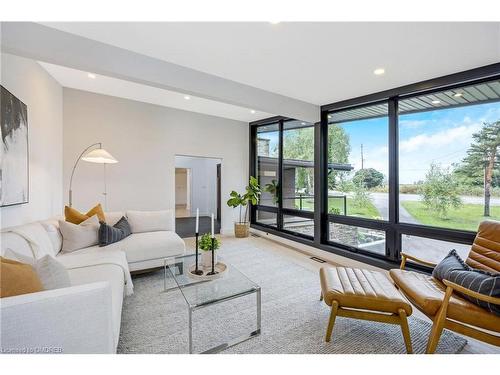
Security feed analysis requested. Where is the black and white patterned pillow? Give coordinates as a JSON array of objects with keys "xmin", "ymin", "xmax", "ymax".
[
  {"xmin": 433, "ymin": 250, "xmax": 500, "ymax": 316},
  {"xmin": 98, "ymin": 216, "xmax": 132, "ymax": 247}
]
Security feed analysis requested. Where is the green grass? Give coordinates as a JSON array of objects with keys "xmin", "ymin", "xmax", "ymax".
[
  {"xmin": 293, "ymin": 197, "xmax": 380, "ymax": 219},
  {"xmin": 401, "ymin": 201, "xmax": 500, "ymax": 232}
]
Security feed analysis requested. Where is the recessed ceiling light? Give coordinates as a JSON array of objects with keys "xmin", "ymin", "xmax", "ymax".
[
  {"xmin": 269, "ymin": 21, "xmax": 281, "ymax": 24},
  {"xmin": 301, "ymin": 122, "xmax": 306, "ymax": 125},
  {"xmin": 250, "ymin": 110, "xmax": 256, "ymax": 114},
  {"xmin": 431, "ymin": 100, "xmax": 441, "ymax": 104},
  {"xmin": 373, "ymin": 68, "xmax": 385, "ymax": 76},
  {"xmin": 328, "ymin": 115, "xmax": 332, "ymax": 119},
  {"xmin": 184, "ymin": 95, "xmax": 191, "ymax": 100},
  {"xmin": 87, "ymin": 73, "xmax": 96, "ymax": 79},
  {"xmin": 453, "ymin": 92, "xmax": 463, "ymax": 97}
]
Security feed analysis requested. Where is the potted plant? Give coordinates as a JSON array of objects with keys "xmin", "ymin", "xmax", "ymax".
[
  {"xmin": 199, "ymin": 233, "xmax": 220, "ymax": 269},
  {"xmin": 227, "ymin": 176, "xmax": 261, "ymax": 238}
]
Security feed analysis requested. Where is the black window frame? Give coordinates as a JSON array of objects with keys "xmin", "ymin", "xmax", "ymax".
[{"xmin": 250, "ymin": 62, "xmax": 500, "ymax": 271}]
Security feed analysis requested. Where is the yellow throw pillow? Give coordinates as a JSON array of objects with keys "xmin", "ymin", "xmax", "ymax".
[
  {"xmin": 65, "ymin": 203, "xmax": 105, "ymax": 224},
  {"xmin": 0, "ymin": 257, "xmax": 44, "ymax": 298}
]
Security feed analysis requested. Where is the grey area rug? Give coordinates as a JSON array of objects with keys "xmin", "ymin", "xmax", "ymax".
[{"xmin": 117, "ymin": 238, "xmax": 467, "ymax": 354}]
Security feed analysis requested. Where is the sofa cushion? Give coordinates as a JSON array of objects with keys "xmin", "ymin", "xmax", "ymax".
[
  {"xmin": 121, "ymin": 231, "xmax": 185, "ymax": 264},
  {"xmin": 35, "ymin": 255, "xmax": 71, "ymax": 291},
  {"xmin": 126, "ymin": 210, "xmax": 174, "ymax": 233},
  {"xmin": 104, "ymin": 211, "xmax": 126, "ymax": 226},
  {"xmin": 0, "ymin": 257, "xmax": 43, "ymax": 298},
  {"xmin": 390, "ymin": 269, "xmax": 500, "ymax": 332},
  {"xmin": 65, "ymin": 204, "xmax": 106, "ymax": 224},
  {"xmin": 39, "ymin": 219, "xmax": 63, "ymax": 255},
  {"xmin": 68, "ymin": 263, "xmax": 124, "ymax": 348},
  {"xmin": 99, "ymin": 217, "xmax": 132, "ymax": 247},
  {"xmin": 59, "ymin": 215, "xmax": 100, "ymax": 253}
]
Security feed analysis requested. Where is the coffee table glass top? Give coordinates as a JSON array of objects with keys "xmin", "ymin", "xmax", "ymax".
[{"xmin": 166, "ymin": 253, "xmax": 259, "ymax": 308}]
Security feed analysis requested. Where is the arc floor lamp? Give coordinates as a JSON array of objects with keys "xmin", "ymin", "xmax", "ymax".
[{"xmin": 69, "ymin": 142, "xmax": 118, "ymax": 209}]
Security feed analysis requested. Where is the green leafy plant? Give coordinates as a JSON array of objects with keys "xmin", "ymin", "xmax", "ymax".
[
  {"xmin": 199, "ymin": 233, "xmax": 220, "ymax": 252},
  {"xmin": 420, "ymin": 162, "xmax": 462, "ymax": 219},
  {"xmin": 227, "ymin": 176, "xmax": 261, "ymax": 223},
  {"xmin": 264, "ymin": 179, "xmax": 279, "ymax": 204},
  {"xmin": 352, "ymin": 182, "xmax": 373, "ymax": 208},
  {"xmin": 329, "ymin": 207, "xmax": 341, "ymax": 215}
]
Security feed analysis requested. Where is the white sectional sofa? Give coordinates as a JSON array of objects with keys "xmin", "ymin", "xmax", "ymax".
[{"xmin": 0, "ymin": 210, "xmax": 185, "ymax": 354}]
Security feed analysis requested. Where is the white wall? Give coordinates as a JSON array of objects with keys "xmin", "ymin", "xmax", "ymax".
[
  {"xmin": 63, "ymin": 88, "xmax": 248, "ymax": 234},
  {"xmin": 175, "ymin": 155, "xmax": 221, "ymax": 217},
  {"xmin": 175, "ymin": 169, "xmax": 188, "ymax": 206},
  {"xmin": 0, "ymin": 53, "xmax": 63, "ymax": 228}
]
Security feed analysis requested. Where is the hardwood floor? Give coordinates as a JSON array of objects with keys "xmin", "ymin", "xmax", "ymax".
[{"xmin": 183, "ymin": 233, "xmax": 500, "ymax": 354}]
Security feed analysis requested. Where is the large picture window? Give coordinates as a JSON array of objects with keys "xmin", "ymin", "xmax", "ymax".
[
  {"xmin": 398, "ymin": 82, "xmax": 500, "ymax": 232},
  {"xmin": 251, "ymin": 68, "xmax": 500, "ymax": 269},
  {"xmin": 327, "ymin": 103, "xmax": 389, "ymax": 221}
]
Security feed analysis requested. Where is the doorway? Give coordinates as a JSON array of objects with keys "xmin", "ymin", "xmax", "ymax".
[
  {"xmin": 175, "ymin": 168, "xmax": 191, "ymax": 218},
  {"xmin": 174, "ymin": 155, "xmax": 222, "ymax": 238}
]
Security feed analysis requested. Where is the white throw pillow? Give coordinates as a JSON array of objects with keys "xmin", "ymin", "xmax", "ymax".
[
  {"xmin": 126, "ymin": 210, "xmax": 174, "ymax": 233},
  {"xmin": 59, "ymin": 215, "xmax": 100, "ymax": 253},
  {"xmin": 105, "ymin": 211, "xmax": 126, "ymax": 226},
  {"xmin": 39, "ymin": 219, "xmax": 63, "ymax": 255},
  {"xmin": 35, "ymin": 255, "xmax": 71, "ymax": 290}
]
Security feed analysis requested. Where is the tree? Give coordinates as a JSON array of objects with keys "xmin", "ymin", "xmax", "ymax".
[
  {"xmin": 327, "ymin": 124, "xmax": 351, "ymax": 190},
  {"xmin": 455, "ymin": 121, "xmax": 500, "ymax": 216},
  {"xmin": 352, "ymin": 168, "xmax": 384, "ymax": 189},
  {"xmin": 420, "ymin": 163, "xmax": 462, "ymax": 219}
]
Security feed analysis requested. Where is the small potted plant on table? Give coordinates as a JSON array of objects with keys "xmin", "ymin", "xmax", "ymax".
[
  {"xmin": 227, "ymin": 176, "xmax": 261, "ymax": 238},
  {"xmin": 199, "ymin": 233, "xmax": 221, "ymax": 269}
]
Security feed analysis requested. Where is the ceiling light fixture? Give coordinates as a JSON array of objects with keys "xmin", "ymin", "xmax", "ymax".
[
  {"xmin": 453, "ymin": 92, "xmax": 463, "ymax": 97},
  {"xmin": 250, "ymin": 110, "xmax": 256, "ymax": 114},
  {"xmin": 269, "ymin": 21, "xmax": 281, "ymax": 24},
  {"xmin": 184, "ymin": 95, "xmax": 191, "ymax": 100},
  {"xmin": 301, "ymin": 122, "xmax": 306, "ymax": 125},
  {"xmin": 87, "ymin": 73, "xmax": 96, "ymax": 79},
  {"xmin": 373, "ymin": 68, "xmax": 385, "ymax": 76},
  {"xmin": 431, "ymin": 100, "xmax": 441, "ymax": 104}
]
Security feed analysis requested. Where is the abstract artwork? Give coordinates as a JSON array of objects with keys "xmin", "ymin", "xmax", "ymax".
[{"xmin": 1, "ymin": 85, "xmax": 29, "ymax": 206}]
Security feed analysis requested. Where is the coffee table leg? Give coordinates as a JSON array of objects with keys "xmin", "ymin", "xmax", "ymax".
[
  {"xmin": 163, "ymin": 259, "xmax": 167, "ymax": 291},
  {"xmin": 188, "ymin": 307, "xmax": 193, "ymax": 354},
  {"xmin": 256, "ymin": 287, "xmax": 261, "ymax": 334}
]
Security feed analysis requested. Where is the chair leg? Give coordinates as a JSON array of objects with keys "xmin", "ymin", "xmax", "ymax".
[
  {"xmin": 398, "ymin": 309, "xmax": 413, "ymax": 354},
  {"xmin": 425, "ymin": 286, "xmax": 453, "ymax": 354},
  {"xmin": 325, "ymin": 301, "xmax": 339, "ymax": 342}
]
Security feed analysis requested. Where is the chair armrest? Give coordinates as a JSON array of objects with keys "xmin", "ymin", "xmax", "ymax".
[
  {"xmin": 399, "ymin": 252, "xmax": 437, "ymax": 270},
  {"xmin": 442, "ymin": 279, "xmax": 500, "ymax": 305},
  {"xmin": 0, "ymin": 282, "xmax": 115, "ymax": 354}
]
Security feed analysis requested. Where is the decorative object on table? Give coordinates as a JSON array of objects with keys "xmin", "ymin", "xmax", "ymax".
[
  {"xmin": 68, "ymin": 142, "xmax": 118, "ymax": 210},
  {"xmin": 199, "ymin": 232, "xmax": 220, "ymax": 270},
  {"xmin": 187, "ymin": 262, "xmax": 227, "ymax": 280},
  {"xmin": 192, "ymin": 208, "xmax": 203, "ymax": 276},
  {"xmin": 0, "ymin": 85, "xmax": 29, "ymax": 207},
  {"xmin": 227, "ymin": 176, "xmax": 261, "ymax": 238},
  {"xmin": 207, "ymin": 213, "xmax": 218, "ymax": 275}
]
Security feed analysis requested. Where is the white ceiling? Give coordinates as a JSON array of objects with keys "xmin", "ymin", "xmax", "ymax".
[
  {"xmin": 42, "ymin": 22, "xmax": 500, "ymax": 106},
  {"xmin": 39, "ymin": 62, "xmax": 273, "ymax": 122}
]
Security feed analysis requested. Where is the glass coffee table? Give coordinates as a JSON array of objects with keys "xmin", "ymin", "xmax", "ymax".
[{"xmin": 164, "ymin": 254, "xmax": 261, "ymax": 354}]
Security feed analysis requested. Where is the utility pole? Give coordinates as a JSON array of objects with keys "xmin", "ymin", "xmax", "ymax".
[{"xmin": 360, "ymin": 143, "xmax": 364, "ymax": 170}]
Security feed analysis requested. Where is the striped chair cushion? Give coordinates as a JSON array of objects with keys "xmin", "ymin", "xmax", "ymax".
[
  {"xmin": 98, "ymin": 216, "xmax": 132, "ymax": 247},
  {"xmin": 433, "ymin": 250, "xmax": 500, "ymax": 316}
]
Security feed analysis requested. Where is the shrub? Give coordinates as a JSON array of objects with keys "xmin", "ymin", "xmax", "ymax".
[
  {"xmin": 420, "ymin": 163, "xmax": 462, "ymax": 219},
  {"xmin": 199, "ymin": 233, "xmax": 220, "ymax": 251}
]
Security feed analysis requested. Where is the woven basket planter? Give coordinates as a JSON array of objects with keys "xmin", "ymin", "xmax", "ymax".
[{"xmin": 234, "ymin": 222, "xmax": 250, "ymax": 238}]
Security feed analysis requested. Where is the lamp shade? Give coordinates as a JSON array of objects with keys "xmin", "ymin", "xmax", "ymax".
[{"xmin": 81, "ymin": 148, "xmax": 118, "ymax": 164}]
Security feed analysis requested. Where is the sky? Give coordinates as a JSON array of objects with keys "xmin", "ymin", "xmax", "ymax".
[
  {"xmin": 257, "ymin": 100, "xmax": 500, "ymax": 185},
  {"xmin": 340, "ymin": 101, "xmax": 500, "ymax": 184}
]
